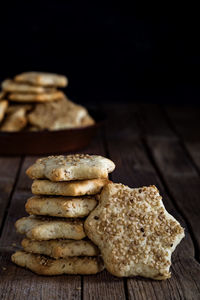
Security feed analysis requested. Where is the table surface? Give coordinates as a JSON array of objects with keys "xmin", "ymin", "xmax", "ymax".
[{"xmin": 0, "ymin": 103, "xmax": 200, "ymax": 300}]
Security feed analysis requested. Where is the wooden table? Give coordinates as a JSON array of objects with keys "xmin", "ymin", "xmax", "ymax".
[{"xmin": 0, "ymin": 104, "xmax": 200, "ymax": 300}]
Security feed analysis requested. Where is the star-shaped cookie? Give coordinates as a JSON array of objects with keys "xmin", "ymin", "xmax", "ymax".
[{"xmin": 85, "ymin": 183, "xmax": 184, "ymax": 280}]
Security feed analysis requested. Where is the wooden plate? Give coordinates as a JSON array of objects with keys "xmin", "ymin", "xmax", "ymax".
[{"xmin": 0, "ymin": 109, "xmax": 105, "ymax": 155}]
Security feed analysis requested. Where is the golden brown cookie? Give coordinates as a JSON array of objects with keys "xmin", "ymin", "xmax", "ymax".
[
  {"xmin": 15, "ymin": 215, "xmax": 86, "ymax": 240},
  {"xmin": 26, "ymin": 154, "xmax": 115, "ymax": 181},
  {"xmin": 21, "ymin": 238, "xmax": 99, "ymax": 258},
  {"xmin": 12, "ymin": 251, "xmax": 104, "ymax": 275},
  {"xmin": 2, "ymin": 79, "xmax": 56, "ymax": 93},
  {"xmin": 0, "ymin": 100, "xmax": 8, "ymax": 123},
  {"xmin": 81, "ymin": 114, "xmax": 95, "ymax": 126},
  {"xmin": 8, "ymin": 91, "xmax": 65, "ymax": 102},
  {"xmin": 85, "ymin": 183, "xmax": 185, "ymax": 280},
  {"xmin": 14, "ymin": 72, "xmax": 68, "ymax": 87},
  {"xmin": 31, "ymin": 179, "xmax": 110, "ymax": 196},
  {"xmin": 28, "ymin": 98, "xmax": 88, "ymax": 130},
  {"xmin": 0, "ymin": 106, "xmax": 27, "ymax": 131},
  {"xmin": 25, "ymin": 195, "xmax": 97, "ymax": 218}
]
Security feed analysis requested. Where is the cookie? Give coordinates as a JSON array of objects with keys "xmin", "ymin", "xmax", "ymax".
[
  {"xmin": 31, "ymin": 179, "xmax": 109, "ymax": 196},
  {"xmin": 8, "ymin": 91, "xmax": 65, "ymax": 102},
  {"xmin": 84, "ymin": 183, "xmax": 185, "ymax": 280},
  {"xmin": 22, "ymin": 238, "xmax": 99, "ymax": 258},
  {"xmin": 15, "ymin": 215, "xmax": 86, "ymax": 240},
  {"xmin": 0, "ymin": 107, "xmax": 27, "ymax": 131},
  {"xmin": 26, "ymin": 154, "xmax": 115, "ymax": 181},
  {"xmin": 11, "ymin": 251, "xmax": 104, "ymax": 275},
  {"xmin": 28, "ymin": 98, "xmax": 88, "ymax": 130},
  {"xmin": 6, "ymin": 104, "xmax": 33, "ymax": 114},
  {"xmin": 25, "ymin": 195, "xmax": 97, "ymax": 218},
  {"xmin": 0, "ymin": 90, "xmax": 6, "ymax": 99},
  {"xmin": 14, "ymin": 72, "xmax": 68, "ymax": 87},
  {"xmin": 2, "ymin": 79, "xmax": 56, "ymax": 94},
  {"xmin": 0, "ymin": 100, "xmax": 8, "ymax": 123},
  {"xmin": 81, "ymin": 114, "xmax": 95, "ymax": 127}
]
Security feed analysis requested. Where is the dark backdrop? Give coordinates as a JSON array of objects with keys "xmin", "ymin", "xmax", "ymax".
[{"xmin": 0, "ymin": 2, "xmax": 199, "ymax": 105}]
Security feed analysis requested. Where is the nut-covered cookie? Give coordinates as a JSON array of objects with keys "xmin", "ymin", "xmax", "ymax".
[
  {"xmin": 15, "ymin": 215, "xmax": 86, "ymax": 240},
  {"xmin": 21, "ymin": 238, "xmax": 99, "ymax": 258},
  {"xmin": 11, "ymin": 251, "xmax": 104, "ymax": 275},
  {"xmin": 85, "ymin": 183, "xmax": 185, "ymax": 280},
  {"xmin": 26, "ymin": 154, "xmax": 115, "ymax": 181},
  {"xmin": 25, "ymin": 195, "xmax": 97, "ymax": 218},
  {"xmin": 31, "ymin": 179, "xmax": 110, "ymax": 197}
]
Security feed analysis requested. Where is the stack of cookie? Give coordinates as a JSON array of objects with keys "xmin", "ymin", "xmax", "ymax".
[
  {"xmin": 12, "ymin": 154, "xmax": 115, "ymax": 275},
  {"xmin": 0, "ymin": 72, "xmax": 94, "ymax": 131}
]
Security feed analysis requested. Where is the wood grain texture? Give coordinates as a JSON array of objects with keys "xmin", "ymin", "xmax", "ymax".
[
  {"xmin": 138, "ymin": 104, "xmax": 176, "ymax": 138},
  {"xmin": 165, "ymin": 106, "xmax": 200, "ymax": 141},
  {"xmin": 166, "ymin": 106, "xmax": 200, "ymax": 173},
  {"xmin": 0, "ymin": 157, "xmax": 21, "ymax": 230},
  {"xmin": 103, "ymin": 103, "xmax": 139, "ymax": 139},
  {"xmin": 147, "ymin": 138, "xmax": 200, "ymax": 261}
]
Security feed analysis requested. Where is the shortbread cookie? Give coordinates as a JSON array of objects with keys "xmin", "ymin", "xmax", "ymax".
[
  {"xmin": 22, "ymin": 238, "xmax": 99, "ymax": 258},
  {"xmin": 81, "ymin": 114, "xmax": 95, "ymax": 126},
  {"xmin": 8, "ymin": 91, "xmax": 65, "ymax": 102},
  {"xmin": 12, "ymin": 251, "xmax": 104, "ymax": 275},
  {"xmin": 26, "ymin": 154, "xmax": 115, "ymax": 181},
  {"xmin": 31, "ymin": 179, "xmax": 109, "ymax": 196},
  {"xmin": 85, "ymin": 183, "xmax": 185, "ymax": 280},
  {"xmin": 0, "ymin": 100, "xmax": 8, "ymax": 123},
  {"xmin": 15, "ymin": 215, "xmax": 86, "ymax": 240},
  {"xmin": 1, "ymin": 107, "xmax": 27, "ymax": 131},
  {"xmin": 2, "ymin": 79, "xmax": 55, "ymax": 94},
  {"xmin": 28, "ymin": 98, "xmax": 88, "ymax": 130},
  {"xmin": 15, "ymin": 72, "xmax": 68, "ymax": 87},
  {"xmin": 25, "ymin": 195, "xmax": 97, "ymax": 218}
]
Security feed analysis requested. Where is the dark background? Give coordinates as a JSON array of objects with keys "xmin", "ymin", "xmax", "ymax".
[{"xmin": 0, "ymin": 2, "xmax": 199, "ymax": 105}]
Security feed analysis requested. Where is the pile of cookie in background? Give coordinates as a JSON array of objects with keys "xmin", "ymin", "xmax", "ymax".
[
  {"xmin": 12, "ymin": 155, "xmax": 115, "ymax": 275},
  {"xmin": 0, "ymin": 72, "xmax": 94, "ymax": 132}
]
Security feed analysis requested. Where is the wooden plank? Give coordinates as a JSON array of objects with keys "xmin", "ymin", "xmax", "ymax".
[
  {"xmin": 83, "ymin": 270, "xmax": 126, "ymax": 300},
  {"xmin": 0, "ymin": 157, "xmax": 21, "ymax": 230},
  {"xmin": 102, "ymin": 103, "xmax": 139, "ymax": 140},
  {"xmin": 0, "ymin": 251, "xmax": 81, "ymax": 300},
  {"xmin": 184, "ymin": 141, "xmax": 200, "ymax": 171},
  {"xmin": 138, "ymin": 104, "xmax": 176, "ymax": 138},
  {"xmin": 104, "ymin": 106, "xmax": 200, "ymax": 299},
  {"xmin": 147, "ymin": 138, "xmax": 200, "ymax": 261},
  {"xmin": 165, "ymin": 106, "xmax": 200, "ymax": 141},
  {"xmin": 0, "ymin": 156, "xmax": 81, "ymax": 300},
  {"xmin": 166, "ymin": 106, "xmax": 200, "ymax": 173}
]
